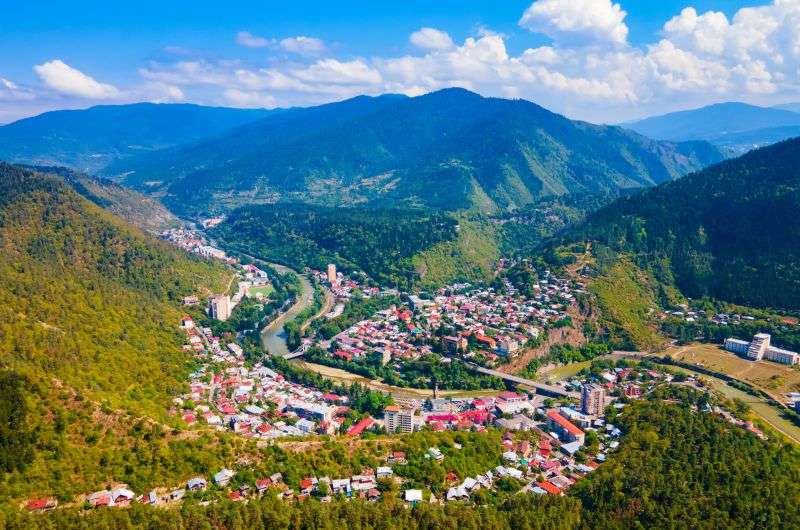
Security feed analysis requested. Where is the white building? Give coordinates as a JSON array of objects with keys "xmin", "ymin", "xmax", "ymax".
[
  {"xmin": 384, "ymin": 405, "xmax": 415, "ymax": 433},
  {"xmin": 210, "ymin": 295, "xmax": 232, "ymax": 321},
  {"xmin": 725, "ymin": 333, "xmax": 799, "ymax": 365}
]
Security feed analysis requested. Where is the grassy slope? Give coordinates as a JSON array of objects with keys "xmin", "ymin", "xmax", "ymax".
[
  {"xmin": 588, "ymin": 257, "xmax": 664, "ymax": 351},
  {"xmin": 412, "ymin": 217, "xmax": 501, "ymax": 290}
]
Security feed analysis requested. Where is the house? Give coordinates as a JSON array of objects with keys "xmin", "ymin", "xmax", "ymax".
[
  {"xmin": 111, "ymin": 488, "xmax": 135, "ymax": 506},
  {"xmin": 299, "ymin": 478, "xmax": 315, "ymax": 495},
  {"xmin": 404, "ymin": 489, "xmax": 423, "ymax": 505},
  {"xmin": 214, "ymin": 468, "xmax": 235, "ymax": 486},
  {"xmin": 546, "ymin": 410, "xmax": 585, "ymax": 445},
  {"xmin": 428, "ymin": 447, "xmax": 444, "ymax": 461},
  {"xmin": 256, "ymin": 479, "xmax": 272, "ymax": 494},
  {"xmin": 537, "ymin": 481, "xmax": 563, "ymax": 495},
  {"xmin": 331, "ymin": 478, "xmax": 352, "ymax": 495},
  {"xmin": 25, "ymin": 498, "xmax": 57, "ymax": 512},
  {"xmin": 170, "ymin": 489, "xmax": 185, "ymax": 501},
  {"xmin": 187, "ymin": 477, "xmax": 207, "ymax": 491},
  {"xmin": 387, "ymin": 451, "xmax": 407, "ymax": 464},
  {"xmin": 346, "ymin": 417, "xmax": 374, "ymax": 436},
  {"xmin": 376, "ymin": 466, "xmax": 393, "ymax": 479}
]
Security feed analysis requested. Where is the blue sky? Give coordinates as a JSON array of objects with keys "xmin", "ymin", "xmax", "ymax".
[{"xmin": 1, "ymin": 0, "xmax": 798, "ymax": 123}]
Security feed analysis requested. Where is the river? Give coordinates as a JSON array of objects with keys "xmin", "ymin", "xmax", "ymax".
[{"xmin": 259, "ymin": 263, "xmax": 316, "ymax": 356}]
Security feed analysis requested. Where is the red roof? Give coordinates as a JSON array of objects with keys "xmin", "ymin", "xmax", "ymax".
[
  {"xmin": 256, "ymin": 479, "xmax": 271, "ymax": 489},
  {"xmin": 346, "ymin": 417, "xmax": 374, "ymax": 436},
  {"xmin": 427, "ymin": 414, "xmax": 458, "ymax": 423},
  {"xmin": 538, "ymin": 481, "xmax": 562, "ymax": 495},
  {"xmin": 547, "ymin": 410, "xmax": 584, "ymax": 437},
  {"xmin": 229, "ymin": 491, "xmax": 242, "ymax": 500},
  {"xmin": 26, "ymin": 499, "xmax": 53, "ymax": 511},
  {"xmin": 300, "ymin": 479, "xmax": 314, "ymax": 490}
]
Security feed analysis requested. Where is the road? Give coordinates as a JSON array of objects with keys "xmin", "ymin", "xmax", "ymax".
[{"xmin": 465, "ymin": 363, "xmax": 579, "ymax": 399}]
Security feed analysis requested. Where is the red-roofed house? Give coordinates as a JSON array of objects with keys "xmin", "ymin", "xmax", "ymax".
[
  {"xmin": 546, "ymin": 410, "xmax": 585, "ymax": 444},
  {"xmin": 346, "ymin": 417, "xmax": 375, "ymax": 436},
  {"xmin": 537, "ymin": 481, "xmax": 562, "ymax": 495}
]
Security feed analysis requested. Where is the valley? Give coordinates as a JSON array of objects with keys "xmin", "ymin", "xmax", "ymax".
[{"xmin": 2, "ymin": 82, "xmax": 800, "ymax": 529}]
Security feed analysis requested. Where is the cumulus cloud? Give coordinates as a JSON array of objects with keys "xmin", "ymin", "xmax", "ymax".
[
  {"xmin": 34, "ymin": 60, "xmax": 119, "ymax": 99},
  {"xmin": 519, "ymin": 0, "xmax": 629, "ymax": 45},
  {"xmin": 236, "ymin": 31, "xmax": 273, "ymax": 48},
  {"xmin": 280, "ymin": 36, "xmax": 326, "ymax": 55},
  {"xmin": 409, "ymin": 27, "xmax": 454, "ymax": 51},
  {"xmin": 15, "ymin": 1, "xmax": 800, "ymax": 123}
]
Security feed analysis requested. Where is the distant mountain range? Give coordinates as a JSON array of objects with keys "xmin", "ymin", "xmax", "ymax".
[
  {"xmin": 626, "ymin": 102, "xmax": 800, "ymax": 155},
  {"xmin": 104, "ymin": 88, "xmax": 721, "ymax": 216},
  {"xmin": 0, "ymin": 103, "xmax": 272, "ymax": 172}
]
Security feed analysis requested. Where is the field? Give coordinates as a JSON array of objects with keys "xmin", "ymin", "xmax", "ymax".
[
  {"xmin": 666, "ymin": 343, "xmax": 800, "ymax": 397},
  {"xmin": 247, "ymin": 284, "xmax": 274, "ymax": 298}
]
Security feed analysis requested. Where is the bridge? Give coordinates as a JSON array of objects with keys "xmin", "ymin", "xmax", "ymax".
[
  {"xmin": 465, "ymin": 363, "xmax": 579, "ymax": 399},
  {"xmin": 283, "ymin": 349, "xmax": 306, "ymax": 360}
]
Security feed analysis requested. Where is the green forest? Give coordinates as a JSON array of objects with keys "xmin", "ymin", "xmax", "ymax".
[
  {"xmin": 213, "ymin": 204, "xmax": 458, "ymax": 290},
  {"xmin": 563, "ymin": 137, "xmax": 800, "ymax": 311}
]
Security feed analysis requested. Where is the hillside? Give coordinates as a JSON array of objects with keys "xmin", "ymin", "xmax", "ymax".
[
  {"xmin": 0, "ymin": 163, "xmax": 229, "ymax": 497},
  {"xmin": 0, "ymin": 103, "xmax": 272, "ymax": 172},
  {"xmin": 25, "ymin": 165, "xmax": 179, "ymax": 232},
  {"xmin": 626, "ymin": 102, "xmax": 800, "ymax": 155},
  {"xmin": 212, "ymin": 203, "xmax": 494, "ymax": 290},
  {"xmin": 110, "ymin": 88, "xmax": 722, "ymax": 216},
  {"xmin": 558, "ymin": 137, "xmax": 800, "ymax": 327}
]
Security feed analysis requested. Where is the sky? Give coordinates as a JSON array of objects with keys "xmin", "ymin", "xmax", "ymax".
[{"xmin": 1, "ymin": 0, "xmax": 799, "ymax": 124}]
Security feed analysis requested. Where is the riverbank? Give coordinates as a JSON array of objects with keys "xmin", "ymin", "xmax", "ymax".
[
  {"xmin": 259, "ymin": 263, "xmax": 316, "ymax": 357},
  {"xmin": 295, "ymin": 361, "xmax": 504, "ymax": 400}
]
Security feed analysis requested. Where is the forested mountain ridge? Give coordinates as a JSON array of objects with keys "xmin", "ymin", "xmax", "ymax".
[
  {"xmin": 0, "ymin": 163, "xmax": 227, "ymax": 406},
  {"xmin": 110, "ymin": 88, "xmax": 722, "ymax": 216},
  {"xmin": 0, "ymin": 103, "xmax": 272, "ymax": 172},
  {"xmin": 22, "ymin": 164, "xmax": 180, "ymax": 231},
  {"xmin": 555, "ymin": 137, "xmax": 800, "ymax": 333}
]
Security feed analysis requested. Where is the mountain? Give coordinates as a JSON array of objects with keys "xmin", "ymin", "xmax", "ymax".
[
  {"xmin": 773, "ymin": 102, "xmax": 800, "ymax": 113},
  {"xmin": 109, "ymin": 88, "xmax": 722, "ymax": 216},
  {"xmin": 561, "ymin": 137, "xmax": 800, "ymax": 318},
  {"xmin": 626, "ymin": 102, "xmax": 800, "ymax": 155},
  {"xmin": 0, "ymin": 163, "xmax": 228, "ymax": 498},
  {"xmin": 23, "ymin": 165, "xmax": 179, "ymax": 231},
  {"xmin": 0, "ymin": 103, "xmax": 272, "ymax": 172}
]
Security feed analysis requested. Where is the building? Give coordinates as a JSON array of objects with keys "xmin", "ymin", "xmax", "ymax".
[
  {"xmin": 724, "ymin": 333, "xmax": 799, "ymax": 365},
  {"xmin": 327, "ymin": 263, "xmax": 337, "ymax": 285},
  {"xmin": 442, "ymin": 336, "xmax": 467, "ymax": 354},
  {"xmin": 384, "ymin": 405, "xmax": 415, "ymax": 433},
  {"xmin": 210, "ymin": 295, "xmax": 232, "ymax": 321},
  {"xmin": 581, "ymin": 384, "xmax": 606, "ymax": 416},
  {"xmin": 724, "ymin": 338, "xmax": 750, "ymax": 355},
  {"xmin": 546, "ymin": 410, "xmax": 585, "ymax": 445}
]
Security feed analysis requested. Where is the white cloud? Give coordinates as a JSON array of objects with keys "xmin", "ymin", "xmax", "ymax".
[
  {"xmin": 519, "ymin": 0, "xmax": 629, "ymax": 45},
  {"xmin": 409, "ymin": 27, "xmax": 454, "ymax": 51},
  {"xmin": 280, "ymin": 36, "xmax": 326, "ymax": 55},
  {"xmin": 223, "ymin": 88, "xmax": 278, "ymax": 108},
  {"xmin": 34, "ymin": 60, "xmax": 119, "ymax": 99},
  {"xmin": 14, "ymin": 1, "xmax": 800, "ymax": 123},
  {"xmin": 236, "ymin": 31, "xmax": 273, "ymax": 48},
  {"xmin": 0, "ymin": 77, "xmax": 35, "ymax": 101}
]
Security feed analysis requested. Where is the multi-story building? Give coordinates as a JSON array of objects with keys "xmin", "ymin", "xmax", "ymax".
[
  {"xmin": 724, "ymin": 333, "xmax": 799, "ymax": 365},
  {"xmin": 581, "ymin": 384, "xmax": 606, "ymax": 416},
  {"xmin": 546, "ymin": 410, "xmax": 585, "ymax": 445},
  {"xmin": 327, "ymin": 264, "xmax": 337, "ymax": 285},
  {"xmin": 724, "ymin": 338, "xmax": 750, "ymax": 355},
  {"xmin": 384, "ymin": 405, "xmax": 416, "ymax": 433},
  {"xmin": 210, "ymin": 295, "xmax": 232, "ymax": 321}
]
